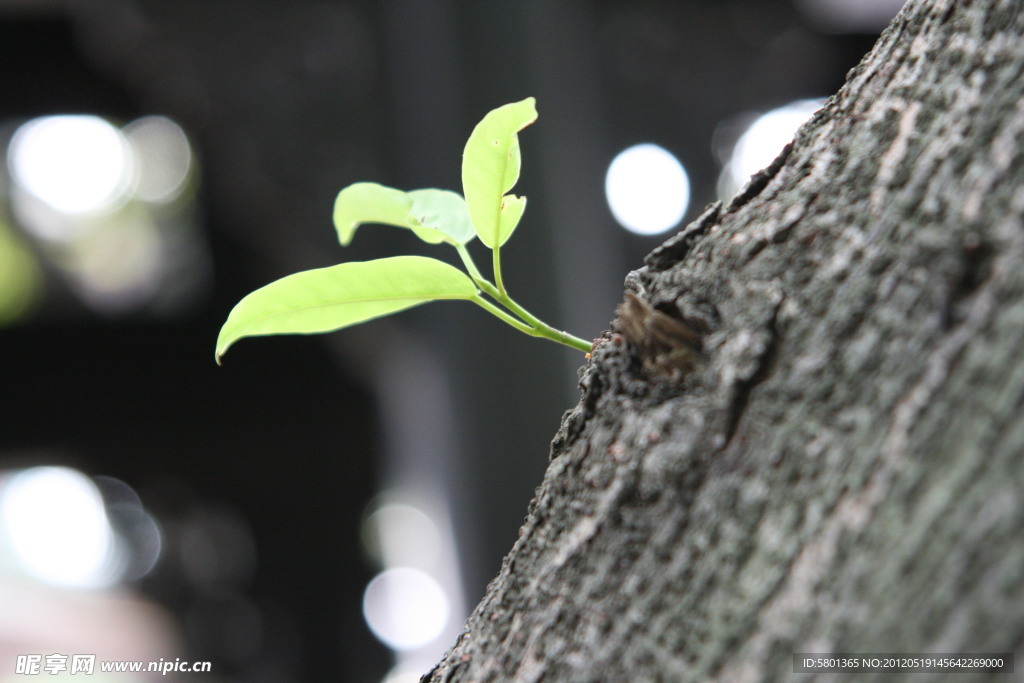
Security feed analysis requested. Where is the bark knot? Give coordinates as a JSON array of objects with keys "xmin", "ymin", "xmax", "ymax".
[{"xmin": 612, "ymin": 291, "xmax": 709, "ymax": 383}]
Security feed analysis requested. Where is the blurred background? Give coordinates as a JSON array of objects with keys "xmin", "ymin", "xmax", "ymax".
[{"xmin": 0, "ymin": 1, "xmax": 903, "ymax": 681}]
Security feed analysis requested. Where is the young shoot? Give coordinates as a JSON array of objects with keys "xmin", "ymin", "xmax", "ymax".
[{"xmin": 215, "ymin": 97, "xmax": 591, "ymax": 363}]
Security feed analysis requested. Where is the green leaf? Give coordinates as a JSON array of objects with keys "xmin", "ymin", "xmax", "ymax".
[
  {"xmin": 462, "ymin": 97, "xmax": 537, "ymax": 248},
  {"xmin": 333, "ymin": 182, "xmax": 472, "ymax": 246},
  {"xmin": 498, "ymin": 195, "xmax": 527, "ymax": 245},
  {"xmin": 216, "ymin": 255, "xmax": 477, "ymax": 362},
  {"xmin": 408, "ymin": 189, "xmax": 475, "ymax": 245}
]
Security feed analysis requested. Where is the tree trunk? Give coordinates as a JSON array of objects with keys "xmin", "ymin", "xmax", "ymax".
[{"xmin": 425, "ymin": 0, "xmax": 1024, "ymax": 680}]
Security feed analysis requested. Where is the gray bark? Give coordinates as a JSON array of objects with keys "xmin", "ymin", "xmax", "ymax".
[{"xmin": 426, "ymin": 0, "xmax": 1024, "ymax": 680}]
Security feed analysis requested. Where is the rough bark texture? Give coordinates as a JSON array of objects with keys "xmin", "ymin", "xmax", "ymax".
[{"xmin": 426, "ymin": 1, "xmax": 1024, "ymax": 680}]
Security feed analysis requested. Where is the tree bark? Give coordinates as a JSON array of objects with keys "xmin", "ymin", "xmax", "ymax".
[{"xmin": 426, "ymin": 0, "xmax": 1024, "ymax": 680}]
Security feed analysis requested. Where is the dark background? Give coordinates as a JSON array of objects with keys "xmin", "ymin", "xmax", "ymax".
[{"xmin": 0, "ymin": 1, "xmax": 897, "ymax": 680}]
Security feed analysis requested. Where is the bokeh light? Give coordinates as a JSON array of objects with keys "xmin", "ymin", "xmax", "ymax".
[
  {"xmin": 362, "ymin": 501, "xmax": 442, "ymax": 570},
  {"xmin": 360, "ymin": 491, "xmax": 466, "ymax": 677},
  {"xmin": 362, "ymin": 567, "xmax": 450, "ymax": 651},
  {"xmin": 605, "ymin": 143, "xmax": 690, "ymax": 236},
  {"xmin": 721, "ymin": 98, "xmax": 826, "ymax": 198},
  {"xmin": 95, "ymin": 475, "xmax": 163, "ymax": 582},
  {"xmin": 3, "ymin": 112, "xmax": 205, "ymax": 316},
  {"xmin": 124, "ymin": 116, "xmax": 194, "ymax": 204},
  {"xmin": 795, "ymin": 0, "xmax": 908, "ymax": 32},
  {"xmin": 7, "ymin": 115, "xmax": 133, "ymax": 217},
  {"xmin": 0, "ymin": 468, "xmax": 164, "ymax": 590},
  {"xmin": 0, "ymin": 467, "xmax": 116, "ymax": 588}
]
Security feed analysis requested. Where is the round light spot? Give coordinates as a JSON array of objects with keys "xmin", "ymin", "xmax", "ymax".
[
  {"xmin": 605, "ymin": 143, "xmax": 690, "ymax": 236},
  {"xmin": 124, "ymin": 116, "xmax": 193, "ymax": 203},
  {"xmin": 8, "ymin": 116, "xmax": 133, "ymax": 215},
  {"xmin": 363, "ymin": 567, "xmax": 449, "ymax": 651},
  {"xmin": 727, "ymin": 99, "xmax": 826, "ymax": 190},
  {"xmin": 362, "ymin": 501, "xmax": 441, "ymax": 569},
  {"xmin": 0, "ymin": 467, "xmax": 116, "ymax": 588}
]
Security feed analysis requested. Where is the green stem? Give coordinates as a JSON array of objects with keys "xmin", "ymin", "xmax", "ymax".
[
  {"xmin": 493, "ymin": 246, "xmax": 506, "ymax": 297},
  {"xmin": 472, "ymin": 296, "xmax": 591, "ymax": 351},
  {"xmin": 494, "ymin": 290, "xmax": 592, "ymax": 352},
  {"xmin": 456, "ymin": 244, "xmax": 488, "ymax": 286},
  {"xmin": 455, "ymin": 244, "xmax": 592, "ymax": 353},
  {"xmin": 470, "ymin": 295, "xmax": 536, "ymax": 336}
]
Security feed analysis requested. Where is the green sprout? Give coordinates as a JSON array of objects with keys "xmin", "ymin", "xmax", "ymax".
[{"xmin": 215, "ymin": 97, "xmax": 592, "ymax": 363}]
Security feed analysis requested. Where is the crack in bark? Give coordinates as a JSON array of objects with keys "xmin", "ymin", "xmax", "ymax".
[
  {"xmin": 645, "ymin": 200, "xmax": 722, "ymax": 272},
  {"xmin": 724, "ymin": 143, "xmax": 793, "ymax": 215},
  {"xmin": 718, "ymin": 289, "xmax": 784, "ymax": 450}
]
